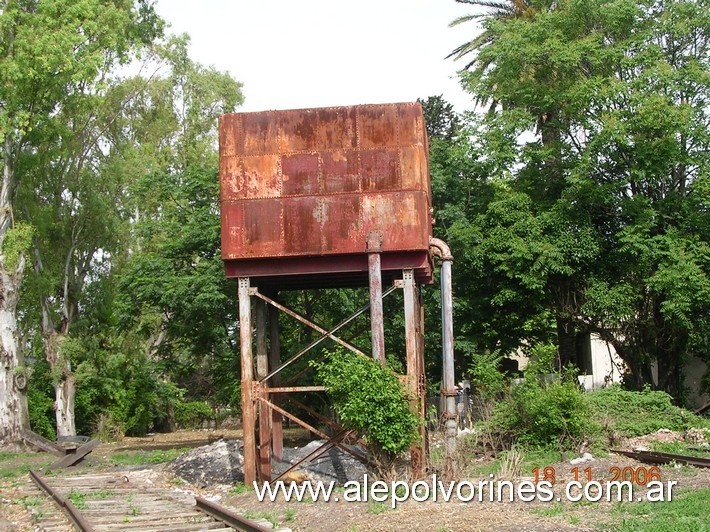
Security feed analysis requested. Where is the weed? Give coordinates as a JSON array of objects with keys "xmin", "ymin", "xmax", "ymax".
[
  {"xmin": 367, "ymin": 501, "xmax": 390, "ymax": 515},
  {"xmin": 67, "ymin": 490, "xmax": 87, "ymax": 510},
  {"xmin": 585, "ymin": 386, "xmax": 709, "ymax": 439},
  {"xmin": 243, "ymin": 510, "xmax": 279, "ymax": 528},
  {"xmin": 20, "ymin": 496, "xmax": 42, "ymax": 507},
  {"xmin": 229, "ymin": 481, "xmax": 251, "ymax": 495},
  {"xmin": 76, "ymin": 489, "xmax": 116, "ymax": 500},
  {"xmin": 611, "ymin": 489, "xmax": 710, "ymax": 531},
  {"xmin": 284, "ymin": 508, "xmax": 297, "ymax": 523},
  {"xmin": 650, "ymin": 441, "xmax": 708, "ymax": 459}
]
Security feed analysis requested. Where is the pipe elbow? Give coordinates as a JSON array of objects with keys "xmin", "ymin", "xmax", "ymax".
[{"xmin": 429, "ymin": 237, "xmax": 453, "ymax": 262}]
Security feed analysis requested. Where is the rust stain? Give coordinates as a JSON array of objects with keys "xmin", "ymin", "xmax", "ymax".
[{"xmin": 219, "ymin": 102, "xmax": 433, "ymax": 283}]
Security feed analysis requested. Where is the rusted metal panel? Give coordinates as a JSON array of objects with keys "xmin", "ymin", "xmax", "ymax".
[{"xmin": 220, "ymin": 102, "xmax": 433, "ymax": 286}]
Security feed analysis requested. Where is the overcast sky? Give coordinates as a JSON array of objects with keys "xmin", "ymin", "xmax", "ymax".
[{"xmin": 154, "ymin": 1, "xmax": 481, "ymax": 114}]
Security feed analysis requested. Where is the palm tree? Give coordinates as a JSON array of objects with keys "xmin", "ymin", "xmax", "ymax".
[{"xmin": 447, "ymin": 1, "xmax": 537, "ymax": 72}]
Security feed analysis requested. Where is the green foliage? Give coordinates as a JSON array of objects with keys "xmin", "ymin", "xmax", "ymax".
[
  {"xmin": 314, "ymin": 350, "xmax": 421, "ymax": 457},
  {"xmin": 469, "ymin": 351, "xmax": 506, "ymax": 399},
  {"xmin": 174, "ymin": 401, "xmax": 213, "ymax": 429},
  {"xmin": 444, "ymin": 0, "xmax": 710, "ymax": 399},
  {"xmin": 1, "ymin": 222, "xmax": 34, "ymax": 271},
  {"xmin": 109, "ymin": 448, "xmax": 187, "ymax": 466},
  {"xmin": 585, "ymin": 386, "xmax": 707, "ymax": 437},
  {"xmin": 67, "ymin": 490, "xmax": 87, "ymax": 510},
  {"xmin": 72, "ymin": 334, "xmax": 176, "ymax": 437},
  {"xmin": 490, "ymin": 372, "xmax": 596, "ymax": 449},
  {"xmin": 613, "ymin": 489, "xmax": 710, "ymax": 531},
  {"xmin": 27, "ymin": 357, "xmax": 56, "ymax": 440},
  {"xmin": 27, "ymin": 387, "xmax": 56, "ymax": 441}
]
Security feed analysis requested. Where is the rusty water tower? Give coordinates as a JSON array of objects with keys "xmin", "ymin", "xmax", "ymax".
[{"xmin": 219, "ymin": 102, "xmax": 456, "ymax": 484}]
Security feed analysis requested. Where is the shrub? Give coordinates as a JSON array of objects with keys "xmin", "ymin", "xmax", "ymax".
[
  {"xmin": 175, "ymin": 401, "xmax": 213, "ymax": 429},
  {"xmin": 313, "ymin": 350, "xmax": 421, "ymax": 458},
  {"xmin": 28, "ymin": 386, "xmax": 56, "ymax": 441},
  {"xmin": 585, "ymin": 385, "xmax": 708, "ymax": 437},
  {"xmin": 490, "ymin": 373, "xmax": 599, "ymax": 449}
]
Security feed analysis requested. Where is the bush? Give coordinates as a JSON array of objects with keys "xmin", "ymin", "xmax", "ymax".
[
  {"xmin": 314, "ymin": 350, "xmax": 421, "ymax": 458},
  {"xmin": 490, "ymin": 374, "xmax": 598, "ymax": 449},
  {"xmin": 175, "ymin": 401, "xmax": 213, "ymax": 429},
  {"xmin": 585, "ymin": 385, "xmax": 708, "ymax": 437},
  {"xmin": 28, "ymin": 386, "xmax": 56, "ymax": 441},
  {"xmin": 27, "ymin": 358, "xmax": 57, "ymax": 441}
]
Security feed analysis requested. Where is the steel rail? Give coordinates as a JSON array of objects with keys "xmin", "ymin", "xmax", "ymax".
[
  {"xmin": 29, "ymin": 470, "xmax": 95, "ymax": 532},
  {"xmin": 195, "ymin": 496, "xmax": 272, "ymax": 532},
  {"xmin": 612, "ymin": 449, "xmax": 710, "ymax": 468}
]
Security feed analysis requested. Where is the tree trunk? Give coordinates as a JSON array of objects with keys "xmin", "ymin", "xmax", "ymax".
[
  {"xmin": 556, "ymin": 314, "xmax": 578, "ymax": 368},
  {"xmin": 42, "ymin": 324, "xmax": 77, "ymax": 437},
  {"xmin": 0, "ymin": 271, "xmax": 29, "ymax": 447},
  {"xmin": 46, "ymin": 334, "xmax": 76, "ymax": 438},
  {"xmin": 0, "ymin": 135, "xmax": 30, "ymax": 447}
]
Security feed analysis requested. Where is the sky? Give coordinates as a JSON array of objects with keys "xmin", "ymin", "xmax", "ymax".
[{"xmin": 154, "ymin": 1, "xmax": 482, "ymax": 114}]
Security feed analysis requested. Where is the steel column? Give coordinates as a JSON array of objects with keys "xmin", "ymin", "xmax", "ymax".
[
  {"xmin": 367, "ymin": 231, "xmax": 385, "ymax": 363},
  {"xmin": 268, "ymin": 301, "xmax": 283, "ymax": 461},
  {"xmin": 255, "ymin": 298, "xmax": 271, "ymax": 481},
  {"xmin": 238, "ymin": 278, "xmax": 257, "ymax": 485},
  {"xmin": 403, "ymin": 269, "xmax": 426, "ymax": 476}
]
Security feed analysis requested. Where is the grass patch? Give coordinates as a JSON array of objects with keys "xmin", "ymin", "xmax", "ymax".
[
  {"xmin": 283, "ymin": 508, "xmax": 297, "ymax": 523},
  {"xmin": 610, "ymin": 489, "xmax": 710, "ymax": 531},
  {"xmin": 109, "ymin": 448, "xmax": 187, "ymax": 466},
  {"xmin": 367, "ymin": 500, "xmax": 390, "ymax": 515},
  {"xmin": 531, "ymin": 504, "xmax": 565, "ymax": 517},
  {"xmin": 519, "ymin": 448, "xmax": 563, "ymax": 475},
  {"xmin": 650, "ymin": 441, "xmax": 709, "ymax": 459},
  {"xmin": 243, "ymin": 509, "xmax": 279, "ymax": 527},
  {"xmin": 586, "ymin": 386, "xmax": 709, "ymax": 438},
  {"xmin": 0, "ymin": 452, "xmax": 54, "ymax": 479}
]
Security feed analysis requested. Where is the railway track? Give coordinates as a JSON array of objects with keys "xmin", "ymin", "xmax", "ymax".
[{"xmin": 21, "ymin": 469, "xmax": 280, "ymax": 532}]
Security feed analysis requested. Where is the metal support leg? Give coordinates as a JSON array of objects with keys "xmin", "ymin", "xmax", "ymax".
[
  {"xmin": 268, "ymin": 298, "xmax": 283, "ymax": 461},
  {"xmin": 238, "ymin": 278, "xmax": 257, "ymax": 485},
  {"xmin": 367, "ymin": 231, "xmax": 385, "ymax": 363},
  {"xmin": 255, "ymin": 298, "xmax": 271, "ymax": 481},
  {"xmin": 403, "ymin": 269, "xmax": 426, "ymax": 477}
]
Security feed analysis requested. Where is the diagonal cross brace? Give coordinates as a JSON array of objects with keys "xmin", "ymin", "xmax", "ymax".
[
  {"xmin": 257, "ymin": 284, "xmax": 398, "ymax": 383},
  {"xmin": 251, "ymin": 289, "xmax": 366, "ymax": 357},
  {"xmin": 258, "ymin": 396, "xmax": 371, "ymax": 467}
]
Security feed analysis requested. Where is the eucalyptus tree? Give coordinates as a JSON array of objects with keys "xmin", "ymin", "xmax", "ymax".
[
  {"xmin": 0, "ymin": 0, "xmax": 162, "ymax": 445},
  {"xmin": 108, "ymin": 36, "xmax": 244, "ymax": 417}
]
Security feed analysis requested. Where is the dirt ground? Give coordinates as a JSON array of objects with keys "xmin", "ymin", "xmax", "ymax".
[{"xmin": 1, "ymin": 428, "xmax": 708, "ymax": 531}]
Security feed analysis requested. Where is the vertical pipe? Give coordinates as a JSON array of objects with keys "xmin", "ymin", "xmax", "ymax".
[
  {"xmin": 255, "ymin": 298, "xmax": 271, "ymax": 481},
  {"xmin": 368, "ymin": 252, "xmax": 385, "ymax": 363},
  {"xmin": 238, "ymin": 278, "xmax": 257, "ymax": 486},
  {"xmin": 441, "ymin": 259, "xmax": 457, "ymax": 453},
  {"xmin": 268, "ymin": 298, "xmax": 283, "ymax": 461}
]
